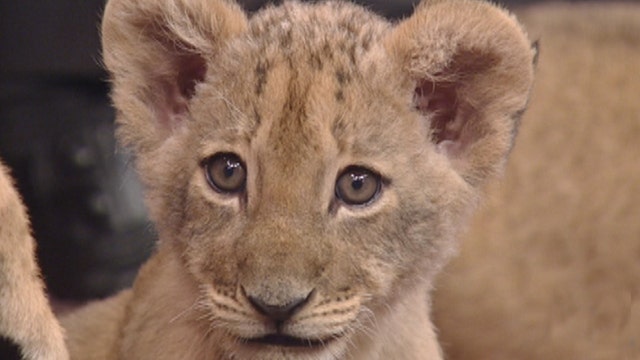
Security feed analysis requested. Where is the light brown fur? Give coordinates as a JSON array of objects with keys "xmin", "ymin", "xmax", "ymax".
[
  {"xmin": 433, "ymin": 3, "xmax": 640, "ymax": 360},
  {"xmin": 0, "ymin": 0, "xmax": 534, "ymax": 359},
  {"xmin": 0, "ymin": 163, "xmax": 68, "ymax": 360}
]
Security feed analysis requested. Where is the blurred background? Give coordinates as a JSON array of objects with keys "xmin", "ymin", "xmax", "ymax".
[{"xmin": 0, "ymin": 0, "xmax": 603, "ymax": 357}]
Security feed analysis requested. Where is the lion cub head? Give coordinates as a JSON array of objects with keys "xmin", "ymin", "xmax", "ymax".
[{"xmin": 102, "ymin": 0, "xmax": 534, "ymax": 357}]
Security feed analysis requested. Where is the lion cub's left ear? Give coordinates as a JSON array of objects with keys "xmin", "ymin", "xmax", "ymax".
[{"xmin": 385, "ymin": 0, "xmax": 536, "ymax": 186}]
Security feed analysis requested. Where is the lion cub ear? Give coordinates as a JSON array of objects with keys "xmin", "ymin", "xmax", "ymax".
[
  {"xmin": 101, "ymin": 0, "xmax": 248, "ymax": 154},
  {"xmin": 385, "ymin": 0, "xmax": 536, "ymax": 186}
]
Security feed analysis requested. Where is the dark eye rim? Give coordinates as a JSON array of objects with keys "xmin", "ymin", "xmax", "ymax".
[
  {"xmin": 335, "ymin": 165, "xmax": 384, "ymax": 207},
  {"xmin": 202, "ymin": 152, "xmax": 247, "ymax": 194}
]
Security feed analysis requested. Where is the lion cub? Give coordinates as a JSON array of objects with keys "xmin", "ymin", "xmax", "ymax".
[{"xmin": 0, "ymin": 0, "xmax": 535, "ymax": 359}]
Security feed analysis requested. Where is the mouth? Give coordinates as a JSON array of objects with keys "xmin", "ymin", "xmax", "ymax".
[{"xmin": 244, "ymin": 334, "xmax": 336, "ymax": 348}]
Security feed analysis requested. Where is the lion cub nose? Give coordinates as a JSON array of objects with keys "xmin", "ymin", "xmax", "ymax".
[{"xmin": 247, "ymin": 292, "xmax": 312, "ymax": 323}]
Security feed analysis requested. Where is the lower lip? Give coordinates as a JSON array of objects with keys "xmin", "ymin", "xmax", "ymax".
[{"xmin": 244, "ymin": 334, "xmax": 336, "ymax": 348}]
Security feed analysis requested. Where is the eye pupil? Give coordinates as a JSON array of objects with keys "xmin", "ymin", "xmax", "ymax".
[
  {"xmin": 351, "ymin": 175, "xmax": 365, "ymax": 190},
  {"xmin": 204, "ymin": 153, "xmax": 246, "ymax": 194},
  {"xmin": 224, "ymin": 162, "xmax": 237, "ymax": 178}
]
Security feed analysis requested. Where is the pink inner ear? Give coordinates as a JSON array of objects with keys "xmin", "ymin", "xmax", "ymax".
[
  {"xmin": 157, "ymin": 53, "xmax": 207, "ymax": 130},
  {"xmin": 413, "ymin": 80, "xmax": 464, "ymax": 146},
  {"xmin": 177, "ymin": 53, "xmax": 207, "ymax": 99}
]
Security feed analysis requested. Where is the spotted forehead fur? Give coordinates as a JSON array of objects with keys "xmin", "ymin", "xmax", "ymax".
[
  {"xmin": 204, "ymin": 1, "xmax": 392, "ymax": 152},
  {"xmin": 248, "ymin": 1, "xmax": 387, "ymax": 72}
]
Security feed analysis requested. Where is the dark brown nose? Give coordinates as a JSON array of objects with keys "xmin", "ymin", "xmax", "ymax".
[{"xmin": 247, "ymin": 292, "xmax": 312, "ymax": 323}]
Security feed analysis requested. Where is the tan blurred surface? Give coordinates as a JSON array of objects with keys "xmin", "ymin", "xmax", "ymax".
[{"xmin": 433, "ymin": 3, "xmax": 640, "ymax": 360}]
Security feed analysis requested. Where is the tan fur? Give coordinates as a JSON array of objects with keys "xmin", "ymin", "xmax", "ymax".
[
  {"xmin": 0, "ymin": 162, "xmax": 68, "ymax": 360},
  {"xmin": 433, "ymin": 3, "xmax": 640, "ymax": 360},
  {"xmin": 0, "ymin": 0, "xmax": 534, "ymax": 359}
]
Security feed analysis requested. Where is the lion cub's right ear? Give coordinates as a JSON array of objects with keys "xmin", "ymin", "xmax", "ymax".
[{"xmin": 101, "ymin": 0, "xmax": 248, "ymax": 155}]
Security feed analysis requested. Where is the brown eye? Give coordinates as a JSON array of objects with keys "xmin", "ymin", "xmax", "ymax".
[
  {"xmin": 335, "ymin": 166, "xmax": 382, "ymax": 206},
  {"xmin": 204, "ymin": 153, "xmax": 246, "ymax": 194}
]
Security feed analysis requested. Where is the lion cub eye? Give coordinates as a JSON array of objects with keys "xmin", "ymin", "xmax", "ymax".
[
  {"xmin": 335, "ymin": 166, "xmax": 382, "ymax": 206},
  {"xmin": 203, "ymin": 153, "xmax": 246, "ymax": 194}
]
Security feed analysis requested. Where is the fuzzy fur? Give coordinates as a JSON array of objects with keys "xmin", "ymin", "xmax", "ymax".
[
  {"xmin": 0, "ymin": 0, "xmax": 535, "ymax": 359},
  {"xmin": 433, "ymin": 3, "xmax": 640, "ymax": 360},
  {"xmin": 0, "ymin": 163, "xmax": 68, "ymax": 360}
]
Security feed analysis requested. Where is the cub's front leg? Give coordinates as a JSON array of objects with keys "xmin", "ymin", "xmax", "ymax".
[{"xmin": 0, "ymin": 161, "xmax": 68, "ymax": 360}]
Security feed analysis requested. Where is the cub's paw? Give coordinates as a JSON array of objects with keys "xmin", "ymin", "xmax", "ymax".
[{"xmin": 0, "ymin": 161, "xmax": 69, "ymax": 360}]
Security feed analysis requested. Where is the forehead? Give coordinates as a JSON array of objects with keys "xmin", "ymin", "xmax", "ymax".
[
  {"xmin": 193, "ymin": 2, "xmax": 411, "ymax": 161},
  {"xmin": 247, "ymin": 1, "xmax": 386, "ymax": 62}
]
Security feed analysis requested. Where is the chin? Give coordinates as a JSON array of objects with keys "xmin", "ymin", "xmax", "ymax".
[{"xmin": 227, "ymin": 336, "xmax": 348, "ymax": 360}]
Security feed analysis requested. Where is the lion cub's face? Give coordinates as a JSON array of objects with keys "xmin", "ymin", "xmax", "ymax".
[
  {"xmin": 161, "ymin": 7, "xmax": 458, "ymax": 358},
  {"xmin": 102, "ymin": 0, "xmax": 534, "ymax": 358},
  {"xmin": 174, "ymin": 7, "xmax": 467, "ymax": 359}
]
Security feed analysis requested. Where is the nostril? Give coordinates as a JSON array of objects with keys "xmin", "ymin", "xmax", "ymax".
[{"xmin": 247, "ymin": 291, "xmax": 313, "ymax": 323}]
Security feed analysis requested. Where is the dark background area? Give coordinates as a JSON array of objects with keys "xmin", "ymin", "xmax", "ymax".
[{"xmin": 0, "ymin": 0, "xmax": 597, "ymax": 357}]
